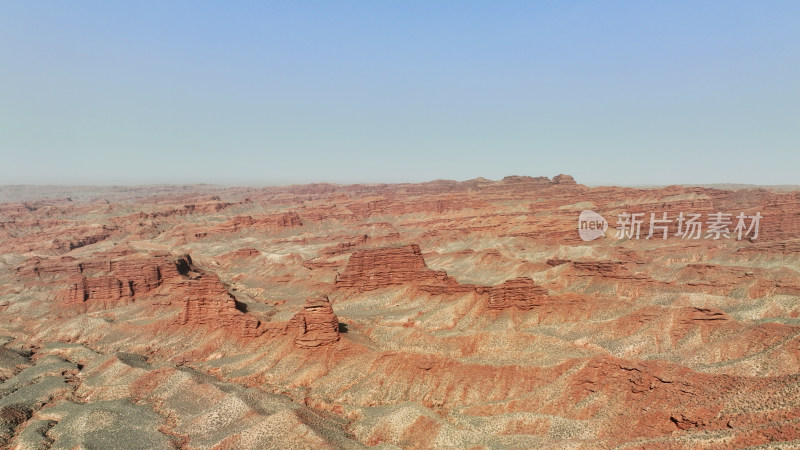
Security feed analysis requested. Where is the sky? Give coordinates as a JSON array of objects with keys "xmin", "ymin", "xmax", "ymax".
[{"xmin": 1, "ymin": 1, "xmax": 798, "ymax": 186}]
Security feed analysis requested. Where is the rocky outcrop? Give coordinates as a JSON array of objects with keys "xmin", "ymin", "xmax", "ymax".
[
  {"xmin": 571, "ymin": 260, "xmax": 627, "ymax": 275},
  {"xmin": 484, "ymin": 277, "xmax": 549, "ymax": 310},
  {"xmin": 545, "ymin": 258, "xmax": 571, "ymax": 267},
  {"xmin": 670, "ymin": 307, "xmax": 730, "ymax": 344},
  {"xmin": 501, "ymin": 175, "xmax": 551, "ymax": 185},
  {"xmin": 551, "ymin": 174, "xmax": 577, "ymax": 185},
  {"xmin": 569, "ymin": 260, "xmax": 652, "ymax": 281},
  {"xmin": 63, "ymin": 276, "xmax": 130, "ymax": 305},
  {"xmin": 320, "ymin": 235, "xmax": 369, "ymax": 257},
  {"xmin": 18, "ymin": 256, "xmax": 82, "ymax": 280},
  {"xmin": 52, "ymin": 227, "xmax": 113, "ymax": 252},
  {"xmin": 221, "ymin": 247, "xmax": 262, "ymax": 260},
  {"xmin": 173, "ymin": 273, "xmax": 263, "ymax": 338},
  {"xmin": 335, "ymin": 244, "xmax": 478, "ymax": 295},
  {"xmin": 288, "ymin": 296, "xmax": 340, "ymax": 348},
  {"xmin": 24, "ymin": 250, "xmax": 184, "ymax": 308},
  {"xmin": 335, "ymin": 244, "xmax": 435, "ymax": 291},
  {"xmin": 220, "ymin": 212, "xmax": 303, "ymax": 232},
  {"xmin": 0, "ymin": 223, "xmax": 119, "ymax": 254},
  {"xmin": 19, "ymin": 250, "xmax": 264, "ymax": 337}
]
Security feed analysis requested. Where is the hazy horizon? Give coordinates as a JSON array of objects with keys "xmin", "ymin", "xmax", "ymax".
[
  {"xmin": 2, "ymin": 175, "xmax": 799, "ymax": 189},
  {"xmin": 2, "ymin": 1, "xmax": 798, "ymax": 186}
]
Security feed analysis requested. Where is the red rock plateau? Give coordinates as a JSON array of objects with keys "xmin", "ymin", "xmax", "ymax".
[{"xmin": 0, "ymin": 175, "xmax": 799, "ymax": 448}]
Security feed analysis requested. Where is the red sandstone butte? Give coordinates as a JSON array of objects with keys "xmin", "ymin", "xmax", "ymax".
[
  {"xmin": 288, "ymin": 296, "xmax": 340, "ymax": 349},
  {"xmin": 335, "ymin": 243, "xmax": 475, "ymax": 295},
  {"xmin": 173, "ymin": 272, "xmax": 264, "ymax": 338},
  {"xmin": 484, "ymin": 277, "xmax": 549, "ymax": 310},
  {"xmin": 335, "ymin": 244, "xmax": 438, "ymax": 291}
]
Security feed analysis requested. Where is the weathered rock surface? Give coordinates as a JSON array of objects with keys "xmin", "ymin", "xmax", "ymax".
[
  {"xmin": 335, "ymin": 244, "xmax": 440, "ymax": 291},
  {"xmin": 219, "ymin": 212, "xmax": 303, "ymax": 231},
  {"xmin": 551, "ymin": 173, "xmax": 577, "ymax": 185},
  {"xmin": 173, "ymin": 273, "xmax": 264, "ymax": 338},
  {"xmin": 17, "ymin": 249, "xmax": 264, "ymax": 338},
  {"xmin": 288, "ymin": 296, "xmax": 340, "ymax": 349},
  {"xmin": 484, "ymin": 277, "xmax": 549, "ymax": 310}
]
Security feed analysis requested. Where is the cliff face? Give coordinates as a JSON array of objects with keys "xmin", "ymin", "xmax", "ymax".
[
  {"xmin": 173, "ymin": 273, "xmax": 263, "ymax": 338},
  {"xmin": 288, "ymin": 296, "xmax": 340, "ymax": 349},
  {"xmin": 334, "ymin": 243, "xmax": 477, "ymax": 295},
  {"xmin": 335, "ymin": 244, "xmax": 435, "ymax": 291},
  {"xmin": 334, "ymin": 246, "xmax": 561, "ymax": 307},
  {"xmin": 18, "ymin": 249, "xmax": 263, "ymax": 337},
  {"xmin": 22, "ymin": 250, "xmax": 184, "ymax": 309}
]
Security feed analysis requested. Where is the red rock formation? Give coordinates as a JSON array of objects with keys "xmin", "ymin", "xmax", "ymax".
[
  {"xmin": 501, "ymin": 175, "xmax": 551, "ymax": 185},
  {"xmin": 335, "ymin": 244, "xmax": 434, "ymax": 291},
  {"xmin": 0, "ymin": 222, "xmax": 119, "ymax": 254},
  {"xmin": 14, "ymin": 249, "xmax": 179, "ymax": 309},
  {"xmin": 63, "ymin": 275, "xmax": 131, "ymax": 306},
  {"xmin": 17, "ymin": 256, "xmax": 82, "ymax": 280},
  {"xmin": 52, "ymin": 226, "xmax": 113, "ymax": 252},
  {"xmin": 545, "ymin": 258, "xmax": 570, "ymax": 267},
  {"xmin": 335, "ymin": 244, "xmax": 476, "ymax": 295},
  {"xmin": 320, "ymin": 235, "xmax": 369, "ymax": 257},
  {"xmin": 173, "ymin": 273, "xmax": 263, "ymax": 338},
  {"xmin": 220, "ymin": 247, "xmax": 262, "ymax": 260},
  {"xmin": 59, "ymin": 253, "xmax": 187, "ymax": 308},
  {"xmin": 571, "ymin": 260, "xmax": 629, "ymax": 276},
  {"xmin": 18, "ymin": 249, "xmax": 265, "ymax": 338},
  {"xmin": 288, "ymin": 296, "xmax": 340, "ymax": 348},
  {"xmin": 3, "ymin": 176, "xmax": 800, "ymax": 447},
  {"xmin": 220, "ymin": 212, "xmax": 303, "ymax": 232},
  {"xmin": 670, "ymin": 307, "xmax": 731, "ymax": 344},
  {"xmin": 551, "ymin": 174, "xmax": 577, "ymax": 185},
  {"xmin": 484, "ymin": 277, "xmax": 549, "ymax": 310}
]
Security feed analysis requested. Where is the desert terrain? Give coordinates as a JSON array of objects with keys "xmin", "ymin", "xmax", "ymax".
[{"xmin": 0, "ymin": 175, "xmax": 798, "ymax": 448}]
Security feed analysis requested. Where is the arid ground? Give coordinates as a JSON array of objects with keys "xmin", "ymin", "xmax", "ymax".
[{"xmin": 0, "ymin": 175, "xmax": 798, "ymax": 448}]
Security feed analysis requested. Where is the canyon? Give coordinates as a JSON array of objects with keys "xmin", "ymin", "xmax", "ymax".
[{"xmin": 0, "ymin": 175, "xmax": 798, "ymax": 448}]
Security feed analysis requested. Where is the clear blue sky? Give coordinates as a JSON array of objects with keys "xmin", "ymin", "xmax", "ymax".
[{"xmin": 1, "ymin": 1, "xmax": 798, "ymax": 185}]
